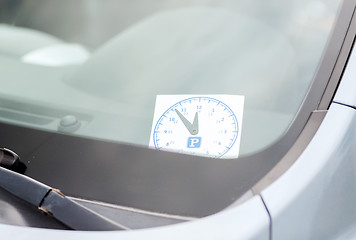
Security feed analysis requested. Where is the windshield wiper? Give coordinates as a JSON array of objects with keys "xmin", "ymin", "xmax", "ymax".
[{"xmin": 0, "ymin": 148, "xmax": 129, "ymax": 231}]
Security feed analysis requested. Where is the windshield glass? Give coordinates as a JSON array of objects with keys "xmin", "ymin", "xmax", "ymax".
[{"xmin": 0, "ymin": 0, "xmax": 342, "ymax": 157}]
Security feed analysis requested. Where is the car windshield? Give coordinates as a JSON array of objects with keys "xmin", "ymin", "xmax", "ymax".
[{"xmin": 0, "ymin": 0, "xmax": 342, "ymax": 157}]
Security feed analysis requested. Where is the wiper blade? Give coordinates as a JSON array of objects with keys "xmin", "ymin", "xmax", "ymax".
[
  {"xmin": 0, "ymin": 148, "xmax": 26, "ymax": 173},
  {"xmin": 0, "ymin": 148, "xmax": 129, "ymax": 231}
]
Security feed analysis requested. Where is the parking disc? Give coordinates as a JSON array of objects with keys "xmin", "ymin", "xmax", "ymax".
[{"xmin": 149, "ymin": 95, "xmax": 244, "ymax": 158}]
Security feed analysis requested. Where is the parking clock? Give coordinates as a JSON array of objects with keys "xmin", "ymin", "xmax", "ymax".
[{"xmin": 149, "ymin": 95, "xmax": 244, "ymax": 158}]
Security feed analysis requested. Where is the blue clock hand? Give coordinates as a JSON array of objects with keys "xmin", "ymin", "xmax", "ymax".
[{"xmin": 175, "ymin": 109, "xmax": 199, "ymax": 135}]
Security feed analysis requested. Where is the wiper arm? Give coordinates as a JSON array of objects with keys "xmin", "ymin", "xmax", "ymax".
[{"xmin": 0, "ymin": 148, "xmax": 129, "ymax": 231}]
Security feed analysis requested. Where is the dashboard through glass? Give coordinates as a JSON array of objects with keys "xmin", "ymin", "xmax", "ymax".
[{"xmin": 0, "ymin": 0, "xmax": 342, "ymax": 156}]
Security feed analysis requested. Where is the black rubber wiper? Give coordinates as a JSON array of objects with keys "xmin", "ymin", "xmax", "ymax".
[{"xmin": 0, "ymin": 148, "xmax": 129, "ymax": 231}]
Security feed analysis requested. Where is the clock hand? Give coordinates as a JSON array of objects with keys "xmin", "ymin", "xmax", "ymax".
[
  {"xmin": 191, "ymin": 111, "xmax": 199, "ymax": 135},
  {"xmin": 174, "ymin": 109, "xmax": 199, "ymax": 135}
]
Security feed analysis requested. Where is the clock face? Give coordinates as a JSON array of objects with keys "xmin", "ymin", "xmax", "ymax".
[{"xmin": 150, "ymin": 96, "xmax": 242, "ymax": 158}]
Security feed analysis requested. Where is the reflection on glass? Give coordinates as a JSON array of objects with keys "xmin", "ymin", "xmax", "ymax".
[{"xmin": 0, "ymin": 0, "xmax": 342, "ymax": 156}]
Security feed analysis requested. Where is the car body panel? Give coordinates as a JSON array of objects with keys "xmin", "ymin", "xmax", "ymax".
[
  {"xmin": 262, "ymin": 103, "xmax": 356, "ymax": 239},
  {"xmin": 334, "ymin": 42, "xmax": 356, "ymax": 108}
]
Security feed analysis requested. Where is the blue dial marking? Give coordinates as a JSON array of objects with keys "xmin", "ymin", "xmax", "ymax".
[{"xmin": 153, "ymin": 96, "xmax": 239, "ymax": 158}]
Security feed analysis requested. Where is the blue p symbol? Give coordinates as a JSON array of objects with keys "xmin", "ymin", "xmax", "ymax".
[{"xmin": 187, "ymin": 137, "xmax": 202, "ymax": 148}]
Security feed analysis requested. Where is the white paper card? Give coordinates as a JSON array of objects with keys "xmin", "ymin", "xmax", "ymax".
[{"xmin": 149, "ymin": 95, "xmax": 244, "ymax": 158}]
